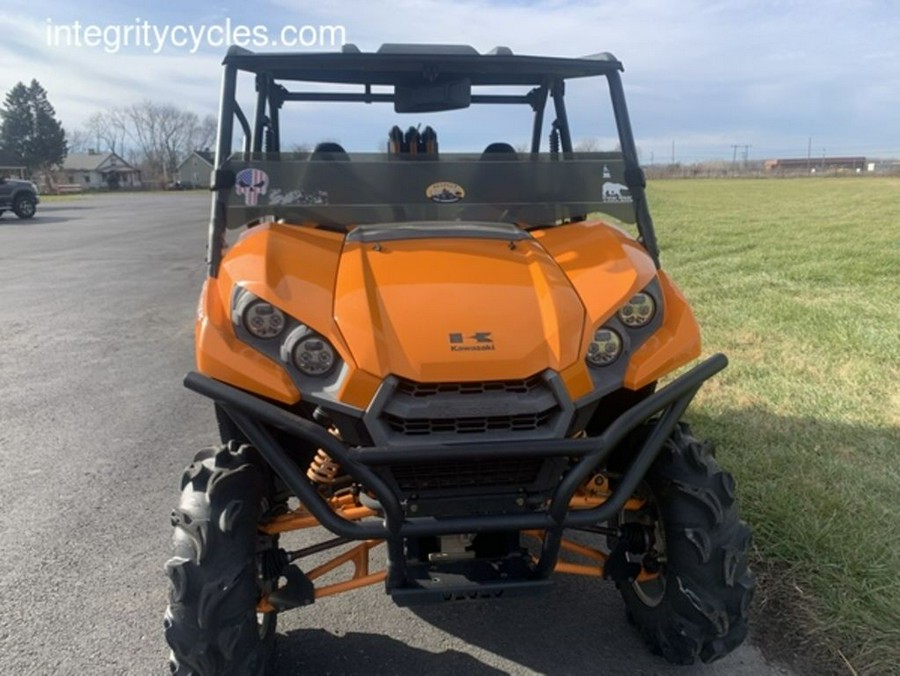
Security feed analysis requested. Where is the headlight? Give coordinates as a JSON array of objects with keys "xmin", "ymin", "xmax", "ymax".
[
  {"xmin": 618, "ymin": 292, "xmax": 656, "ymax": 328},
  {"xmin": 587, "ymin": 327, "xmax": 622, "ymax": 367},
  {"xmin": 242, "ymin": 300, "xmax": 286, "ymax": 339},
  {"xmin": 291, "ymin": 333, "xmax": 336, "ymax": 376}
]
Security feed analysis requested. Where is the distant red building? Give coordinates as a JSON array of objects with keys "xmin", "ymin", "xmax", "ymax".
[{"xmin": 764, "ymin": 157, "xmax": 867, "ymax": 174}]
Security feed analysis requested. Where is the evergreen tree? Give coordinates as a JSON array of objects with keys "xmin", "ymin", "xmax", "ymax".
[
  {"xmin": 0, "ymin": 82, "xmax": 32, "ymax": 166},
  {"xmin": 0, "ymin": 79, "xmax": 67, "ymax": 174},
  {"xmin": 28, "ymin": 80, "xmax": 67, "ymax": 171}
]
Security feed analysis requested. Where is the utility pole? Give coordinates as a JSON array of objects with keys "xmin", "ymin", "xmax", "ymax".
[
  {"xmin": 671, "ymin": 140, "xmax": 675, "ymax": 165},
  {"xmin": 807, "ymin": 136, "xmax": 812, "ymax": 172},
  {"xmin": 732, "ymin": 144, "xmax": 750, "ymax": 172}
]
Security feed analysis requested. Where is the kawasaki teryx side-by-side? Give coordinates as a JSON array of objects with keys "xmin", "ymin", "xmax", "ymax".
[{"xmin": 165, "ymin": 44, "xmax": 754, "ymax": 674}]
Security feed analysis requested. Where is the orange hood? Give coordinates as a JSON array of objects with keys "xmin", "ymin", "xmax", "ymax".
[
  {"xmin": 333, "ymin": 233, "xmax": 585, "ymax": 382},
  {"xmin": 208, "ymin": 221, "xmax": 665, "ymax": 404}
]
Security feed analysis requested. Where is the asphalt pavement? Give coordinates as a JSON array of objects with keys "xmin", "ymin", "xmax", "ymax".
[{"xmin": 0, "ymin": 193, "xmax": 794, "ymax": 675}]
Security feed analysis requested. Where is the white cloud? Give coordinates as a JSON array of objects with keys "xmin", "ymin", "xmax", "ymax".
[
  {"xmin": 0, "ymin": 12, "xmax": 222, "ymax": 127},
  {"xmin": 2, "ymin": 0, "xmax": 898, "ymax": 160}
]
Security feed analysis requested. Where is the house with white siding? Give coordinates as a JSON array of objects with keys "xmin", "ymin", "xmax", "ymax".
[{"xmin": 61, "ymin": 151, "xmax": 141, "ymax": 189}]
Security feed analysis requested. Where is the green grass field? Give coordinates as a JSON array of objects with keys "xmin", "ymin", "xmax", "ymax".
[{"xmin": 647, "ymin": 177, "xmax": 900, "ymax": 674}]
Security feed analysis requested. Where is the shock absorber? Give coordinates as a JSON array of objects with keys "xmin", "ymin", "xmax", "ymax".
[{"xmin": 307, "ymin": 449, "xmax": 344, "ymax": 487}]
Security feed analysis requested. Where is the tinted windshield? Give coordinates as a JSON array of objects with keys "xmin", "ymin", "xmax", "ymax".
[{"xmin": 224, "ymin": 152, "xmax": 635, "ymax": 228}]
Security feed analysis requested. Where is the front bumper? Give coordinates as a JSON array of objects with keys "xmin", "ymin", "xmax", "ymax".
[{"xmin": 184, "ymin": 353, "xmax": 727, "ymax": 589}]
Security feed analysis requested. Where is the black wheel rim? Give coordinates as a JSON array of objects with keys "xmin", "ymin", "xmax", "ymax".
[{"xmin": 623, "ymin": 489, "xmax": 668, "ymax": 608}]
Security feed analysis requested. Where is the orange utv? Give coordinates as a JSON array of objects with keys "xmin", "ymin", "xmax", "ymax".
[{"xmin": 165, "ymin": 44, "xmax": 755, "ymax": 674}]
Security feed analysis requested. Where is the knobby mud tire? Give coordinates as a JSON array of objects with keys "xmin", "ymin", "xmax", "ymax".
[
  {"xmin": 618, "ymin": 423, "xmax": 755, "ymax": 664},
  {"xmin": 164, "ymin": 442, "xmax": 277, "ymax": 675}
]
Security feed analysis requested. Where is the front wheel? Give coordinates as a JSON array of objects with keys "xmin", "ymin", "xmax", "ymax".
[
  {"xmin": 13, "ymin": 194, "xmax": 36, "ymax": 219},
  {"xmin": 616, "ymin": 423, "xmax": 755, "ymax": 664},
  {"xmin": 164, "ymin": 442, "xmax": 279, "ymax": 675}
]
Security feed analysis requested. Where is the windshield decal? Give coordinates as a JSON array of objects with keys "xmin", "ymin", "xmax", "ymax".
[
  {"xmin": 602, "ymin": 181, "xmax": 631, "ymax": 203},
  {"xmin": 601, "ymin": 164, "xmax": 632, "ymax": 203},
  {"xmin": 235, "ymin": 168, "xmax": 269, "ymax": 206},
  {"xmin": 268, "ymin": 188, "xmax": 330, "ymax": 206},
  {"xmin": 426, "ymin": 181, "xmax": 465, "ymax": 203}
]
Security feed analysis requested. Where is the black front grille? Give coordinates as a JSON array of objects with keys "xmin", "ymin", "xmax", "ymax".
[
  {"xmin": 395, "ymin": 375, "xmax": 545, "ymax": 398},
  {"xmin": 388, "ymin": 457, "xmax": 545, "ymax": 491},
  {"xmin": 369, "ymin": 372, "xmax": 569, "ymax": 445},
  {"xmin": 378, "ymin": 374, "xmax": 561, "ymax": 441},
  {"xmin": 384, "ymin": 409, "xmax": 556, "ymax": 436}
]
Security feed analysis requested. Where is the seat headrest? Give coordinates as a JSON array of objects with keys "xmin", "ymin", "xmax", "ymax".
[
  {"xmin": 481, "ymin": 142, "xmax": 518, "ymax": 159},
  {"xmin": 311, "ymin": 142, "xmax": 349, "ymax": 160}
]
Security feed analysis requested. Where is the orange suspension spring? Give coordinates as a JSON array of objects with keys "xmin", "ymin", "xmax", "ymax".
[{"xmin": 307, "ymin": 449, "xmax": 344, "ymax": 486}]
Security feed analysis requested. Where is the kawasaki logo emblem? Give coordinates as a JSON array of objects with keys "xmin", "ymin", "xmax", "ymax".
[{"xmin": 448, "ymin": 332, "xmax": 495, "ymax": 352}]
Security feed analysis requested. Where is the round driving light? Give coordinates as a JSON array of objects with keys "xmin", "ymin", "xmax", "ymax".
[
  {"xmin": 292, "ymin": 335, "xmax": 336, "ymax": 376},
  {"xmin": 242, "ymin": 301, "xmax": 285, "ymax": 339},
  {"xmin": 618, "ymin": 292, "xmax": 656, "ymax": 328},
  {"xmin": 587, "ymin": 327, "xmax": 623, "ymax": 367}
]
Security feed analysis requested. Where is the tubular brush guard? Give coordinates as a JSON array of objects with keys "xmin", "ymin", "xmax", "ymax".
[{"xmin": 184, "ymin": 353, "xmax": 727, "ymax": 589}]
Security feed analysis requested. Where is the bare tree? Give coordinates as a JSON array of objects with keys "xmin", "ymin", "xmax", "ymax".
[
  {"xmin": 123, "ymin": 102, "xmax": 190, "ymax": 182},
  {"xmin": 67, "ymin": 128, "xmax": 90, "ymax": 154},
  {"xmin": 84, "ymin": 110, "xmax": 127, "ymax": 154},
  {"xmin": 121, "ymin": 102, "xmax": 160, "ymax": 179},
  {"xmin": 74, "ymin": 104, "xmax": 217, "ymax": 183},
  {"xmin": 122, "ymin": 103, "xmax": 220, "ymax": 183},
  {"xmin": 194, "ymin": 115, "xmax": 216, "ymax": 152}
]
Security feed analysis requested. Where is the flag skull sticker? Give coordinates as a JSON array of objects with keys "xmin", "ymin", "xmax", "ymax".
[{"xmin": 235, "ymin": 168, "xmax": 270, "ymax": 206}]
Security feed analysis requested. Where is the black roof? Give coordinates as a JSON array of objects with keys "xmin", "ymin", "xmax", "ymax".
[{"xmin": 222, "ymin": 43, "xmax": 622, "ymax": 86}]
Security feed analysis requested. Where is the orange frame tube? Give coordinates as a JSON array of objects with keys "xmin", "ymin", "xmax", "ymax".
[{"xmin": 258, "ymin": 474, "xmax": 657, "ymax": 610}]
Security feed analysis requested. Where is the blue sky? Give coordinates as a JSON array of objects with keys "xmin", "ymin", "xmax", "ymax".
[{"xmin": 3, "ymin": 0, "xmax": 899, "ymax": 162}]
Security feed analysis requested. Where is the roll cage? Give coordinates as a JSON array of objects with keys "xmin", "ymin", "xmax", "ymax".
[{"xmin": 208, "ymin": 43, "xmax": 659, "ymax": 276}]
